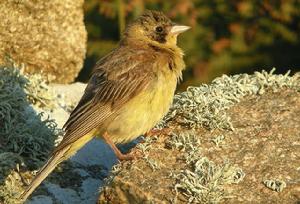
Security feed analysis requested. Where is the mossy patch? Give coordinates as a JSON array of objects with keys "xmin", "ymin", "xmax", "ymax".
[{"xmin": 0, "ymin": 63, "xmax": 59, "ymax": 203}]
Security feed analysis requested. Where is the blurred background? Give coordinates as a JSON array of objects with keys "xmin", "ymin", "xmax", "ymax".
[{"xmin": 78, "ymin": 0, "xmax": 300, "ymax": 90}]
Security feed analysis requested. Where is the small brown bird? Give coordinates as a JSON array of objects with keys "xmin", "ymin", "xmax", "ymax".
[{"xmin": 20, "ymin": 10, "xmax": 190, "ymax": 201}]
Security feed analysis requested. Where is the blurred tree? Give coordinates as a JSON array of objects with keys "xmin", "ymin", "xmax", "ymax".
[{"xmin": 79, "ymin": 0, "xmax": 300, "ymax": 89}]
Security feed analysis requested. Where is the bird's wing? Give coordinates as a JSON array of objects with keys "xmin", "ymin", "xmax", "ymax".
[{"xmin": 54, "ymin": 48, "xmax": 156, "ymax": 152}]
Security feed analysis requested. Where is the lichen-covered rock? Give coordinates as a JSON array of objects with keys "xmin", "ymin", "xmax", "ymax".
[
  {"xmin": 0, "ymin": 65, "xmax": 59, "ymax": 204},
  {"xmin": 98, "ymin": 70, "xmax": 300, "ymax": 203},
  {"xmin": 0, "ymin": 0, "xmax": 87, "ymax": 83}
]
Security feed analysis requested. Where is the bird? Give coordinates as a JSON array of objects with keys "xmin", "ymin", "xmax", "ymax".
[{"xmin": 20, "ymin": 10, "xmax": 190, "ymax": 202}]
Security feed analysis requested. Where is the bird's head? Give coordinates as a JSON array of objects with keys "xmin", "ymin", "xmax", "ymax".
[{"xmin": 123, "ymin": 10, "xmax": 190, "ymax": 47}]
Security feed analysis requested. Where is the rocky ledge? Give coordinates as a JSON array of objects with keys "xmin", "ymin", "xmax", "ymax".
[{"xmin": 0, "ymin": 65, "xmax": 299, "ymax": 204}]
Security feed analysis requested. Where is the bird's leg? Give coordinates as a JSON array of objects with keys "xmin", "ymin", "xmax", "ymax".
[
  {"xmin": 145, "ymin": 127, "xmax": 172, "ymax": 137},
  {"xmin": 102, "ymin": 132, "xmax": 135, "ymax": 161}
]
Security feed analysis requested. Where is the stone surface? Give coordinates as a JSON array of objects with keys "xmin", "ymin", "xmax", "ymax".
[
  {"xmin": 51, "ymin": 83, "xmax": 87, "ymax": 107},
  {"xmin": 50, "ymin": 82, "xmax": 87, "ymax": 128},
  {"xmin": 26, "ymin": 195, "xmax": 53, "ymax": 204},
  {"xmin": 45, "ymin": 183, "xmax": 81, "ymax": 204},
  {"xmin": 26, "ymin": 140, "xmax": 127, "ymax": 204},
  {"xmin": 80, "ymin": 178, "xmax": 103, "ymax": 204},
  {"xmin": 23, "ymin": 72, "xmax": 299, "ymax": 203},
  {"xmin": 0, "ymin": 0, "xmax": 87, "ymax": 83},
  {"xmin": 98, "ymin": 89, "xmax": 300, "ymax": 203},
  {"xmin": 70, "ymin": 139, "xmax": 118, "ymax": 168}
]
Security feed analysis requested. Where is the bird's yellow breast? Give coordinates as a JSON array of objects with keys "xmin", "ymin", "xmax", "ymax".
[{"xmin": 106, "ymin": 66, "xmax": 178, "ymax": 143}]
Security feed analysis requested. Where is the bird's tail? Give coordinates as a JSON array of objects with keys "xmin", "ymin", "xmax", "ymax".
[
  {"xmin": 20, "ymin": 130, "xmax": 96, "ymax": 202},
  {"xmin": 20, "ymin": 147, "xmax": 69, "ymax": 202}
]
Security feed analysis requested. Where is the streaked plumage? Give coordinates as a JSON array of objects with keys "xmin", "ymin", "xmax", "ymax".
[{"xmin": 20, "ymin": 10, "xmax": 189, "ymax": 202}]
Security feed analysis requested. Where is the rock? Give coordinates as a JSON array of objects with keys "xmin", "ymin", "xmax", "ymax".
[
  {"xmin": 12, "ymin": 70, "xmax": 298, "ymax": 203},
  {"xmin": 0, "ymin": 0, "xmax": 87, "ymax": 83},
  {"xmin": 98, "ymin": 71, "xmax": 300, "ymax": 203},
  {"xmin": 44, "ymin": 183, "xmax": 81, "ymax": 204},
  {"xmin": 51, "ymin": 83, "xmax": 87, "ymax": 106},
  {"xmin": 73, "ymin": 169, "xmax": 90, "ymax": 177},
  {"xmin": 80, "ymin": 178, "xmax": 103, "ymax": 204},
  {"xmin": 98, "ymin": 177, "xmax": 162, "ymax": 204},
  {"xmin": 48, "ymin": 105, "xmax": 70, "ymax": 129},
  {"xmin": 27, "ymin": 195, "xmax": 53, "ymax": 204},
  {"xmin": 50, "ymin": 82, "xmax": 87, "ymax": 128},
  {"xmin": 70, "ymin": 139, "xmax": 118, "ymax": 168}
]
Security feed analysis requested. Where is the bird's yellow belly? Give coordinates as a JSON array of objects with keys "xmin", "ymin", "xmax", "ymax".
[{"xmin": 106, "ymin": 74, "xmax": 177, "ymax": 143}]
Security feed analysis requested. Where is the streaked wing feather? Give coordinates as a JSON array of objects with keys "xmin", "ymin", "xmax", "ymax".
[{"xmin": 55, "ymin": 50, "xmax": 155, "ymax": 152}]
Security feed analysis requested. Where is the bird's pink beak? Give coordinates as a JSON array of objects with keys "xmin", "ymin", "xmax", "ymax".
[{"xmin": 170, "ymin": 25, "xmax": 191, "ymax": 35}]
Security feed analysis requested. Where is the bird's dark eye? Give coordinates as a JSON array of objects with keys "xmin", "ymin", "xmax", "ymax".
[{"xmin": 155, "ymin": 26, "xmax": 163, "ymax": 33}]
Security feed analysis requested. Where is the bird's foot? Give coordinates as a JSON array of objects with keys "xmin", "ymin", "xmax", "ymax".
[
  {"xmin": 102, "ymin": 132, "xmax": 142, "ymax": 161},
  {"xmin": 116, "ymin": 150, "xmax": 142, "ymax": 161}
]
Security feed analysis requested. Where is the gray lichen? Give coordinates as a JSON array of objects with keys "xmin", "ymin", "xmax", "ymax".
[
  {"xmin": 168, "ymin": 131, "xmax": 245, "ymax": 203},
  {"xmin": 211, "ymin": 135, "xmax": 225, "ymax": 147},
  {"xmin": 161, "ymin": 69, "xmax": 300, "ymax": 130},
  {"xmin": 137, "ymin": 136, "xmax": 161, "ymax": 171},
  {"xmin": 166, "ymin": 131, "xmax": 201, "ymax": 152},
  {"xmin": 25, "ymin": 71, "xmax": 57, "ymax": 109},
  {"xmin": 174, "ymin": 158, "xmax": 245, "ymax": 204},
  {"xmin": 0, "ymin": 64, "xmax": 60, "ymax": 203},
  {"xmin": 0, "ymin": 65, "xmax": 58, "ymax": 166},
  {"xmin": 263, "ymin": 179, "xmax": 286, "ymax": 192}
]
